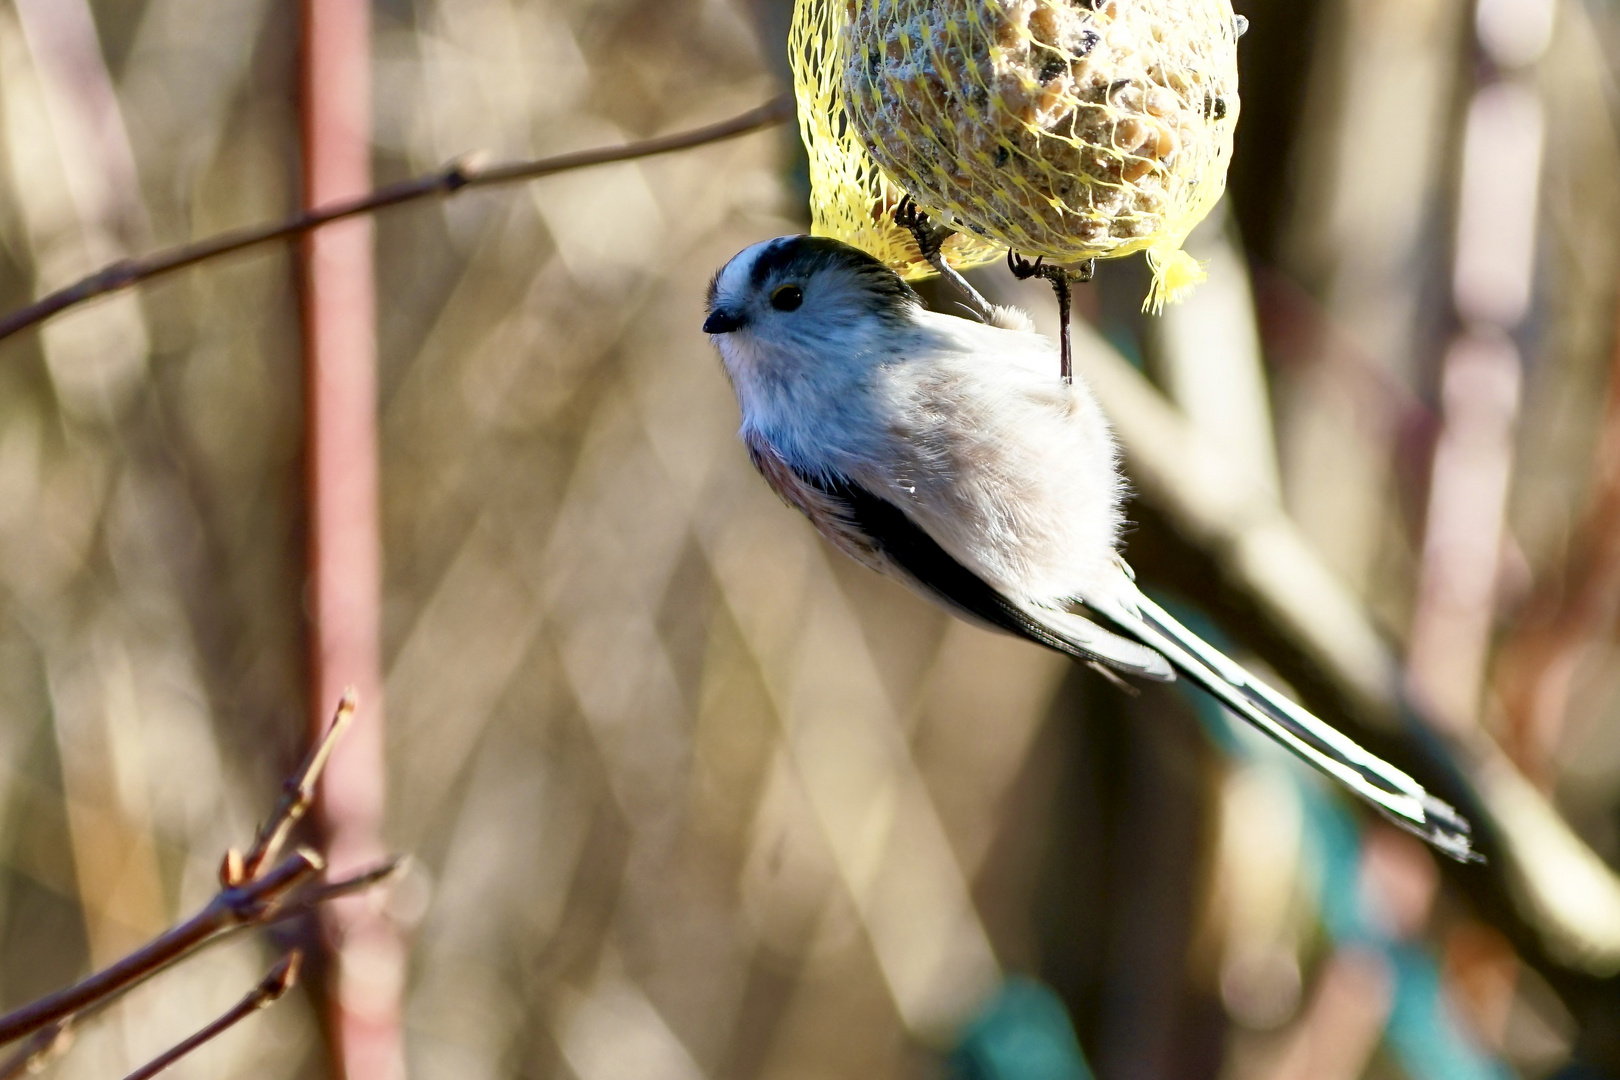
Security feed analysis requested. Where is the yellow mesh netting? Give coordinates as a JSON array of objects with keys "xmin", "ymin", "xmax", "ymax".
[
  {"xmin": 794, "ymin": 0, "xmax": 1242, "ymax": 310},
  {"xmin": 790, "ymin": 0, "xmax": 1004, "ymax": 280}
]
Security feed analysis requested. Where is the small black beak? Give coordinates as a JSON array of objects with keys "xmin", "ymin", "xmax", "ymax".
[{"xmin": 704, "ymin": 308, "xmax": 745, "ymax": 335}]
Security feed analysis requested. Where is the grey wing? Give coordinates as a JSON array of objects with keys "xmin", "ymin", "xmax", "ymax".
[
  {"xmin": 821, "ymin": 476, "xmax": 1173, "ymax": 680},
  {"xmin": 744, "ymin": 436, "xmax": 1174, "ymax": 681},
  {"xmin": 1079, "ymin": 570, "xmax": 1477, "ymax": 862}
]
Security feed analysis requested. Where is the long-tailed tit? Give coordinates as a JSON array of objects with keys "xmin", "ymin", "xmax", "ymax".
[{"xmin": 704, "ymin": 234, "xmax": 1475, "ymax": 862}]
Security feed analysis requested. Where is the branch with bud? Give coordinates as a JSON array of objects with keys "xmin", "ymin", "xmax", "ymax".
[{"xmin": 0, "ymin": 693, "xmax": 402, "ymax": 1080}]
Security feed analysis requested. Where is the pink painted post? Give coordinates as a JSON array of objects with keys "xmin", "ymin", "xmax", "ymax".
[{"xmin": 298, "ymin": 3, "xmax": 405, "ymax": 1078}]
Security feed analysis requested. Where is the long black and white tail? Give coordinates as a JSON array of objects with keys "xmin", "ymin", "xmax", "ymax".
[{"xmin": 1084, "ymin": 583, "xmax": 1478, "ymax": 863}]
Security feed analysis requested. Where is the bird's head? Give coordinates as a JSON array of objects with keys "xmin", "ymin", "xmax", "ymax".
[{"xmin": 704, "ymin": 235, "xmax": 919, "ymax": 389}]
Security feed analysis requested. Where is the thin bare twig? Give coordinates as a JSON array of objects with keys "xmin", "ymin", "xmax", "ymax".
[
  {"xmin": 284, "ymin": 856, "xmax": 407, "ymax": 911},
  {"xmin": 0, "ymin": 850, "xmax": 321, "ymax": 1047},
  {"xmin": 0, "ymin": 854, "xmax": 401, "ymax": 1072},
  {"xmin": 120, "ymin": 953, "xmax": 302, "ymax": 1080},
  {"xmin": 0, "ymin": 94, "xmax": 794, "ymax": 343},
  {"xmin": 241, "ymin": 689, "xmax": 357, "ymax": 880},
  {"xmin": 0, "ymin": 695, "xmax": 399, "ymax": 1053}
]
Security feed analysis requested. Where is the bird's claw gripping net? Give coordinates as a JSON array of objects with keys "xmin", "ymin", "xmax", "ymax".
[{"xmin": 894, "ymin": 194, "xmax": 947, "ymax": 262}]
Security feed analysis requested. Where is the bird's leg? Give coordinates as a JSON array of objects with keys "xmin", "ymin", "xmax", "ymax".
[
  {"xmin": 894, "ymin": 196, "xmax": 995, "ymax": 322},
  {"xmin": 1008, "ymin": 251, "xmax": 1093, "ymax": 384},
  {"xmin": 1053, "ymin": 272, "xmax": 1073, "ymax": 384}
]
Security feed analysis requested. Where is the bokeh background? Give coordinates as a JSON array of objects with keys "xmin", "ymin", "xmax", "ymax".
[{"xmin": 0, "ymin": 0, "xmax": 1618, "ymax": 1078}]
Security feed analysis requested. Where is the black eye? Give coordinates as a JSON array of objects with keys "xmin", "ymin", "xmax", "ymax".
[{"xmin": 770, "ymin": 284, "xmax": 804, "ymax": 312}]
